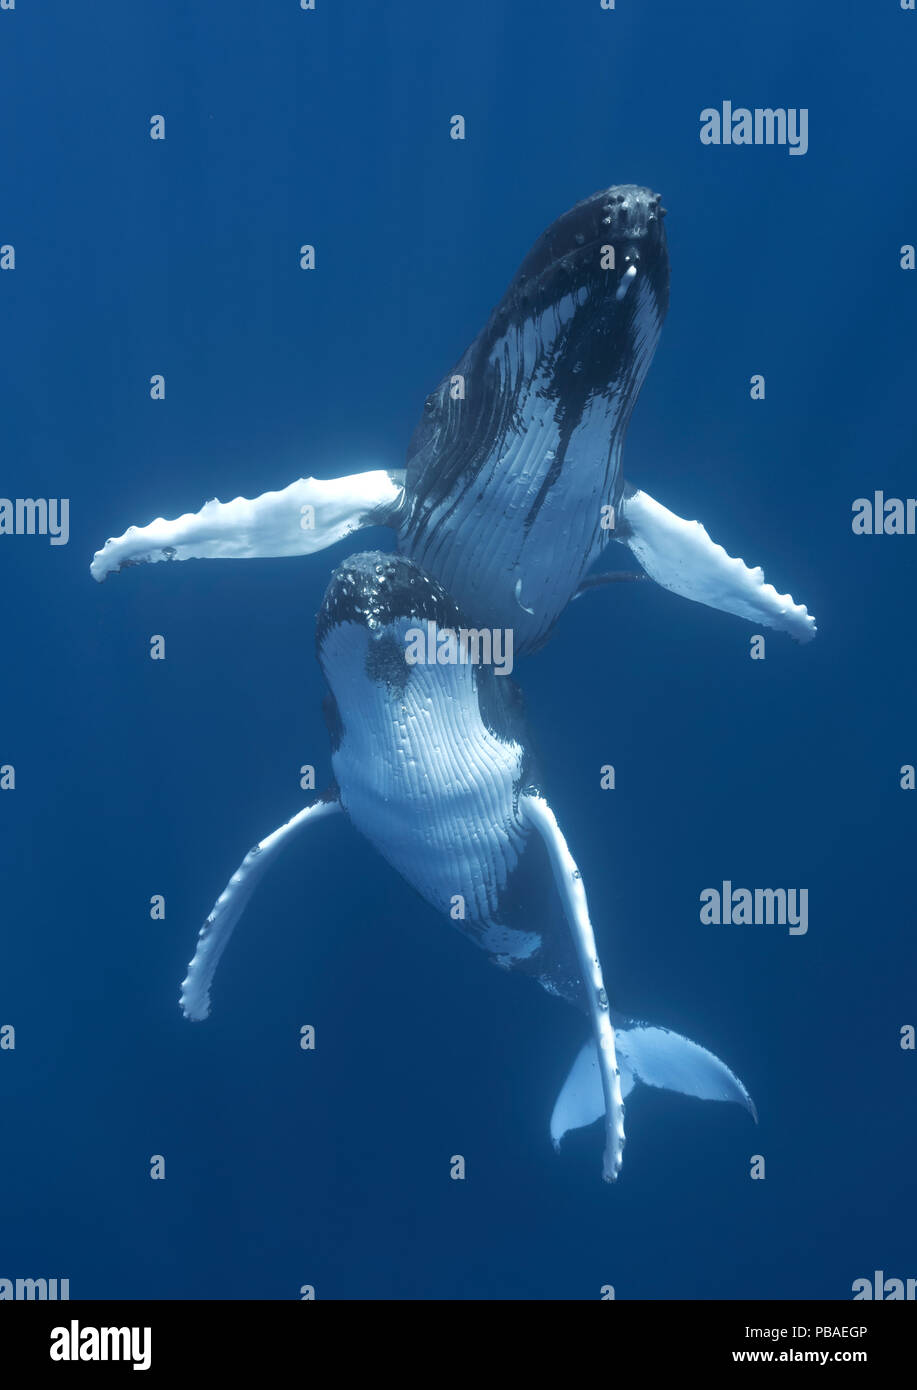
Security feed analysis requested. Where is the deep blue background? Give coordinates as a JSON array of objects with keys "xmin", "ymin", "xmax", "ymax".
[{"xmin": 1, "ymin": 0, "xmax": 915, "ymax": 1299}]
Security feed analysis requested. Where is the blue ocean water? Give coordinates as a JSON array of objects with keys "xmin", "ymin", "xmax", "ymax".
[{"xmin": 1, "ymin": 0, "xmax": 915, "ymax": 1300}]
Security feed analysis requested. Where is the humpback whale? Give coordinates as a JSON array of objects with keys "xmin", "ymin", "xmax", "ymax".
[
  {"xmin": 90, "ymin": 184, "xmax": 815, "ymax": 650},
  {"xmin": 179, "ymin": 552, "xmax": 756, "ymax": 1181}
]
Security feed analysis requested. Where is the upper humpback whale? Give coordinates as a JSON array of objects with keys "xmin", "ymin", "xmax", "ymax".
[
  {"xmin": 180, "ymin": 552, "xmax": 756, "ymax": 1182},
  {"xmin": 90, "ymin": 184, "xmax": 815, "ymax": 649}
]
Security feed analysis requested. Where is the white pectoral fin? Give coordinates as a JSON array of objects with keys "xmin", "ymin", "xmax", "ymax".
[
  {"xmin": 551, "ymin": 1024, "xmax": 756, "ymax": 1151},
  {"xmin": 616, "ymin": 486, "xmax": 816, "ymax": 642},
  {"xmin": 179, "ymin": 796, "xmax": 341, "ymax": 1021},
  {"xmin": 90, "ymin": 470, "xmax": 404, "ymax": 581},
  {"xmin": 520, "ymin": 791, "xmax": 625, "ymax": 1182}
]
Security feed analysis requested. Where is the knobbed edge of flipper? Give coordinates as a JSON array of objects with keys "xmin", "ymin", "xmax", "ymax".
[
  {"xmin": 90, "ymin": 471, "xmax": 405, "ymax": 582},
  {"xmin": 179, "ymin": 795, "xmax": 342, "ymax": 1022},
  {"xmin": 616, "ymin": 485, "xmax": 817, "ymax": 643}
]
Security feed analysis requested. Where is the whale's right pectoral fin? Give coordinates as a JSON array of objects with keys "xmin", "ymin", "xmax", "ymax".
[
  {"xmin": 615, "ymin": 484, "xmax": 816, "ymax": 642},
  {"xmin": 179, "ymin": 794, "xmax": 342, "ymax": 1021},
  {"xmin": 90, "ymin": 470, "xmax": 405, "ymax": 582}
]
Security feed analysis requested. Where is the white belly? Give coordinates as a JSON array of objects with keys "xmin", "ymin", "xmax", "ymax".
[{"xmin": 325, "ymin": 622, "xmax": 532, "ymax": 937}]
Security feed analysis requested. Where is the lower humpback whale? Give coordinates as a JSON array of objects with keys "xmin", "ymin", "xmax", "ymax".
[
  {"xmin": 90, "ymin": 184, "xmax": 815, "ymax": 651},
  {"xmin": 179, "ymin": 552, "xmax": 755, "ymax": 1181}
]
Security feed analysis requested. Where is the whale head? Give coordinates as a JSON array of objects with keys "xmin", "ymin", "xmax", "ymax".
[
  {"xmin": 316, "ymin": 551, "xmax": 465, "ymax": 734},
  {"xmin": 317, "ymin": 551, "xmax": 461, "ymax": 655},
  {"xmin": 504, "ymin": 182, "xmax": 669, "ymax": 330},
  {"xmin": 401, "ymin": 185, "xmax": 670, "ymax": 613},
  {"xmin": 316, "ymin": 551, "xmax": 527, "ymax": 753}
]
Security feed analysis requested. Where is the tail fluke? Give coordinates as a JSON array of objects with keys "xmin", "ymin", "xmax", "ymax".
[{"xmin": 551, "ymin": 1021, "xmax": 756, "ymax": 1156}]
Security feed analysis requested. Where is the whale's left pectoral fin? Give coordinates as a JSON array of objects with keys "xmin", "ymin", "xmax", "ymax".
[
  {"xmin": 520, "ymin": 791, "xmax": 626, "ymax": 1182},
  {"xmin": 90, "ymin": 470, "xmax": 405, "ymax": 581},
  {"xmin": 551, "ymin": 1023, "xmax": 756, "ymax": 1152},
  {"xmin": 615, "ymin": 484, "xmax": 816, "ymax": 642},
  {"xmin": 179, "ymin": 794, "xmax": 341, "ymax": 1021}
]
